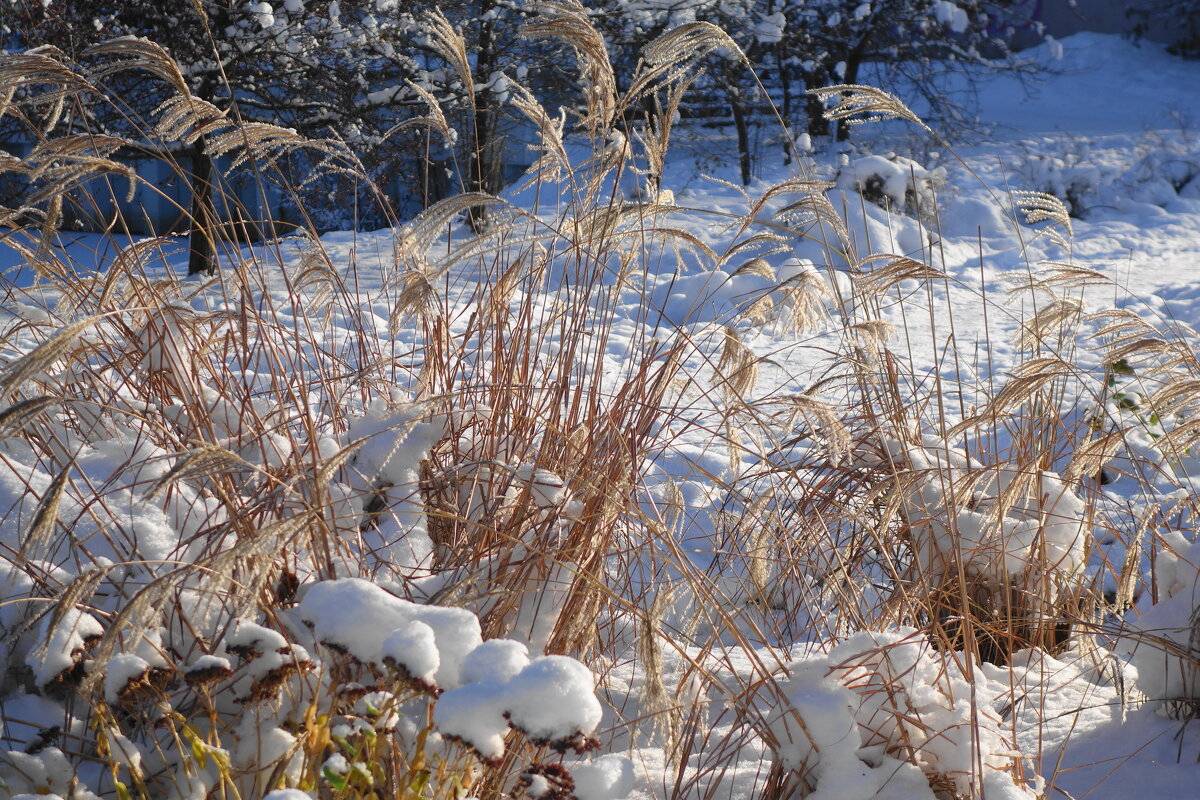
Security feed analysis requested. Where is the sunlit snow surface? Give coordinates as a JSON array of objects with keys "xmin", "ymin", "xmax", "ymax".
[{"xmin": 4, "ymin": 31, "xmax": 1200, "ymax": 800}]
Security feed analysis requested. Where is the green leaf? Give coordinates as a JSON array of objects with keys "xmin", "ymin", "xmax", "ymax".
[
  {"xmin": 409, "ymin": 769, "xmax": 431, "ymax": 794},
  {"xmin": 332, "ymin": 734, "xmax": 357, "ymax": 758},
  {"xmin": 323, "ymin": 767, "xmax": 347, "ymax": 791},
  {"xmin": 190, "ymin": 737, "xmax": 208, "ymax": 770}
]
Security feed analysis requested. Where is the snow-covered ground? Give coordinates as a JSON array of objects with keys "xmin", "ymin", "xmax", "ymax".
[{"xmin": 4, "ymin": 31, "xmax": 1200, "ymax": 800}]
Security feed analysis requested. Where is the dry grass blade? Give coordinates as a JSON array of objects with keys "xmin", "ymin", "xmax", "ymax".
[
  {"xmin": 1019, "ymin": 297, "xmax": 1082, "ymax": 351},
  {"xmin": 1026, "ymin": 262, "xmax": 1112, "ymax": 292},
  {"xmin": 153, "ymin": 94, "xmax": 231, "ymax": 145},
  {"xmin": 80, "ymin": 572, "xmax": 178, "ymax": 695},
  {"xmin": 857, "ymin": 255, "xmax": 945, "ymax": 294},
  {"xmin": 1114, "ymin": 529, "xmax": 1142, "ymax": 615},
  {"xmin": 24, "ymin": 134, "xmax": 129, "ymax": 168},
  {"xmin": 773, "ymin": 182, "xmax": 851, "ymax": 250},
  {"xmin": 1106, "ymin": 336, "xmax": 1183, "ymax": 371},
  {"xmin": 628, "ymin": 21, "xmax": 742, "ymax": 105},
  {"xmin": 948, "ymin": 358, "xmax": 1074, "ymax": 438},
  {"xmin": 778, "ymin": 395, "xmax": 851, "ymax": 464},
  {"xmin": 19, "ymin": 461, "xmax": 72, "ymax": 562},
  {"xmin": 395, "ymin": 193, "xmax": 504, "ymax": 257},
  {"xmin": 28, "ymin": 566, "xmax": 111, "ymax": 671},
  {"xmin": 4, "ymin": 134, "xmax": 136, "ymax": 205},
  {"xmin": 742, "ymin": 293, "xmax": 776, "ymax": 327},
  {"xmin": 1114, "ymin": 507, "xmax": 1155, "ymax": 615},
  {"xmin": 716, "ymin": 325, "xmax": 759, "ymax": 400},
  {"xmin": 722, "ymin": 232, "xmax": 789, "ymax": 263},
  {"xmin": 312, "ymin": 438, "xmax": 370, "ymax": 489},
  {"xmin": 1149, "ymin": 378, "xmax": 1200, "ymax": 417},
  {"xmin": 509, "ymin": 81, "xmax": 570, "ymax": 183},
  {"xmin": 0, "ymin": 395, "xmax": 59, "ymax": 437},
  {"xmin": 990, "ymin": 465, "xmax": 1040, "ymax": 528},
  {"xmin": 849, "ymin": 320, "xmax": 896, "ymax": 352},
  {"xmin": 1153, "ymin": 416, "xmax": 1200, "ymax": 454},
  {"xmin": 143, "ymin": 445, "xmax": 253, "ymax": 501},
  {"xmin": 1063, "ymin": 431, "xmax": 1125, "ymax": 483},
  {"xmin": 389, "ymin": 267, "xmax": 440, "ymax": 334},
  {"xmin": 206, "ymin": 122, "xmax": 309, "ymax": 169},
  {"xmin": 12, "ymin": 135, "xmax": 138, "ymax": 209},
  {"xmin": 382, "ymin": 80, "xmax": 455, "ymax": 148},
  {"xmin": 84, "ymin": 37, "xmax": 191, "ymax": 97},
  {"xmin": 23, "ymin": 159, "xmax": 136, "ymax": 209},
  {"xmin": 205, "ymin": 510, "xmax": 320, "ymax": 611},
  {"xmin": 524, "ymin": 1, "xmax": 617, "ymax": 131},
  {"xmin": 775, "ymin": 269, "xmax": 831, "ymax": 334},
  {"xmin": 808, "ymin": 84, "xmax": 929, "ymax": 130},
  {"xmin": 1086, "ymin": 307, "xmax": 1154, "ymax": 338},
  {"xmin": 639, "ymin": 587, "xmax": 677, "ymax": 746},
  {"xmin": 423, "ymin": 9, "xmax": 475, "ymax": 102},
  {"xmin": 0, "ymin": 49, "xmax": 95, "ymax": 125},
  {"xmin": 643, "ymin": 22, "xmax": 742, "ymax": 68},
  {"xmin": 644, "ymin": 226, "xmax": 719, "ymax": 263},
  {"xmin": 1012, "ymin": 191, "xmax": 1074, "ymax": 248},
  {"xmin": 637, "ymin": 76, "xmax": 694, "ymax": 196},
  {"xmin": 732, "ymin": 259, "xmax": 776, "ymax": 280},
  {"xmin": 0, "ymin": 316, "xmax": 98, "ymax": 398}
]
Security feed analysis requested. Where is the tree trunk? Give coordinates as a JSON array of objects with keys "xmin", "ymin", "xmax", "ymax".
[
  {"xmin": 835, "ymin": 57, "xmax": 863, "ymax": 142},
  {"xmin": 187, "ymin": 138, "xmax": 217, "ymax": 276},
  {"xmin": 730, "ymin": 85, "xmax": 752, "ymax": 186},
  {"xmin": 805, "ymin": 69, "xmax": 830, "ymax": 138},
  {"xmin": 467, "ymin": 2, "xmax": 503, "ymax": 234},
  {"xmin": 776, "ymin": 43, "xmax": 795, "ymax": 164},
  {"xmin": 835, "ymin": 29, "xmax": 874, "ymax": 142}
]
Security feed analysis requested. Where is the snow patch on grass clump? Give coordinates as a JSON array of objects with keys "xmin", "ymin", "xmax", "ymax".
[
  {"xmin": 571, "ymin": 753, "xmax": 636, "ymax": 800},
  {"xmin": 299, "ymin": 577, "xmax": 482, "ymax": 688},
  {"xmin": 870, "ymin": 435, "xmax": 1086, "ymax": 600},
  {"xmin": 381, "ymin": 620, "xmax": 440, "ymax": 689},
  {"xmin": 103, "ymin": 653, "xmax": 151, "ymax": 704},
  {"xmin": 836, "ymin": 153, "xmax": 946, "ymax": 217},
  {"xmin": 460, "ymin": 638, "xmax": 530, "ymax": 684},
  {"xmin": 26, "ymin": 607, "xmax": 103, "ymax": 689},
  {"xmin": 298, "ymin": 578, "xmax": 602, "ymax": 761},
  {"xmin": 435, "ymin": 654, "xmax": 601, "ymax": 762},
  {"xmin": 1118, "ymin": 529, "xmax": 1200, "ymax": 708},
  {"xmin": 765, "ymin": 629, "xmax": 1037, "ymax": 798},
  {"xmin": 0, "ymin": 746, "xmax": 84, "ymax": 800}
]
